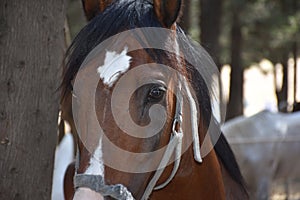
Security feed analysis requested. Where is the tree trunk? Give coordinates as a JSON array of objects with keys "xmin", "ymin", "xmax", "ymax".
[
  {"xmin": 293, "ymin": 42, "xmax": 297, "ymax": 104},
  {"xmin": 226, "ymin": 12, "xmax": 243, "ymax": 121},
  {"xmin": 178, "ymin": 0, "xmax": 191, "ymax": 33},
  {"xmin": 292, "ymin": 0, "xmax": 299, "ymax": 108},
  {"xmin": 276, "ymin": 54, "xmax": 289, "ymax": 112},
  {"xmin": 0, "ymin": 0, "xmax": 65, "ymax": 199},
  {"xmin": 200, "ymin": 0, "xmax": 223, "ymax": 69}
]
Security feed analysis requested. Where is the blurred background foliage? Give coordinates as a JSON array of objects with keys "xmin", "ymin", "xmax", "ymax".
[{"xmin": 65, "ymin": 0, "xmax": 300, "ymax": 120}]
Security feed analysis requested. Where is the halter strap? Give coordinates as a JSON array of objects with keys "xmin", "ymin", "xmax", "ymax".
[
  {"xmin": 141, "ymin": 84, "xmax": 184, "ymax": 199},
  {"xmin": 74, "ymin": 174, "xmax": 135, "ymax": 200},
  {"xmin": 183, "ymin": 78, "xmax": 202, "ymax": 163}
]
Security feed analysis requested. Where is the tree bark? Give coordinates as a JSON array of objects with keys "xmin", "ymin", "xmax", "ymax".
[
  {"xmin": 200, "ymin": 0, "xmax": 223, "ymax": 69},
  {"xmin": 226, "ymin": 12, "xmax": 244, "ymax": 121},
  {"xmin": 292, "ymin": 0, "xmax": 299, "ymax": 108},
  {"xmin": 276, "ymin": 53, "xmax": 289, "ymax": 112},
  {"xmin": 293, "ymin": 42, "xmax": 297, "ymax": 104},
  {"xmin": 0, "ymin": 0, "xmax": 65, "ymax": 199}
]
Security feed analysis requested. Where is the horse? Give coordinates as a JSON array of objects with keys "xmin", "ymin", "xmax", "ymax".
[
  {"xmin": 222, "ymin": 110, "xmax": 300, "ymax": 200},
  {"xmin": 60, "ymin": 0, "xmax": 248, "ymax": 199}
]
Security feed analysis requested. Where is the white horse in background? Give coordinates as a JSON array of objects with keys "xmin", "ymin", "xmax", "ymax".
[
  {"xmin": 51, "ymin": 133, "xmax": 74, "ymax": 200},
  {"xmin": 222, "ymin": 110, "xmax": 300, "ymax": 200}
]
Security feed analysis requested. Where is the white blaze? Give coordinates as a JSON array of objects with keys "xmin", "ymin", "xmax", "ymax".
[
  {"xmin": 85, "ymin": 137, "xmax": 104, "ymax": 176},
  {"xmin": 97, "ymin": 47, "xmax": 132, "ymax": 87}
]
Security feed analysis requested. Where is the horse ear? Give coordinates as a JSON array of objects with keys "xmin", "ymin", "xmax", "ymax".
[
  {"xmin": 81, "ymin": 0, "xmax": 113, "ymax": 21},
  {"xmin": 153, "ymin": 0, "xmax": 182, "ymax": 28}
]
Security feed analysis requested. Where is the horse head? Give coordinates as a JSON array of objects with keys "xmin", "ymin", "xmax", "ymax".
[{"xmin": 61, "ymin": 0, "xmax": 248, "ymax": 199}]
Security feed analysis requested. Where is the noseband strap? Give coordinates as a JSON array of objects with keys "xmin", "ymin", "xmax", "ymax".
[{"xmin": 74, "ymin": 174, "xmax": 135, "ymax": 200}]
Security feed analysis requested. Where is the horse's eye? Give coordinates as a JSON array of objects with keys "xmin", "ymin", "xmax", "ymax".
[{"xmin": 148, "ymin": 86, "xmax": 166, "ymax": 102}]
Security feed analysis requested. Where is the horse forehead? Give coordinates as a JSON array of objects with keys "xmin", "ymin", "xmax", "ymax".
[
  {"xmin": 96, "ymin": 49, "xmax": 175, "ymax": 91},
  {"xmin": 97, "ymin": 47, "xmax": 132, "ymax": 88}
]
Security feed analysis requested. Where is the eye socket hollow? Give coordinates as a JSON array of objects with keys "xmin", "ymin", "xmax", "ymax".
[{"xmin": 148, "ymin": 86, "xmax": 166, "ymax": 102}]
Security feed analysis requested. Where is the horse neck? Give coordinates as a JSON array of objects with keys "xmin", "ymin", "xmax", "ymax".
[
  {"xmin": 150, "ymin": 146, "xmax": 226, "ymax": 199},
  {"xmin": 219, "ymin": 160, "xmax": 249, "ymax": 200}
]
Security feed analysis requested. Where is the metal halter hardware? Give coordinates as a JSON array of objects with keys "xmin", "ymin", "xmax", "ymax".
[{"xmin": 74, "ymin": 80, "xmax": 202, "ymax": 200}]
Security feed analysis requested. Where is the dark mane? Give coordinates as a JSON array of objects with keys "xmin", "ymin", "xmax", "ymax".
[
  {"xmin": 62, "ymin": 0, "xmax": 247, "ymax": 196},
  {"xmin": 62, "ymin": 0, "xmax": 161, "ymax": 96}
]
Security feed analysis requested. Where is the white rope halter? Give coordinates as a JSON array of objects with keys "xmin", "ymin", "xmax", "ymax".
[{"xmin": 74, "ymin": 80, "xmax": 202, "ymax": 200}]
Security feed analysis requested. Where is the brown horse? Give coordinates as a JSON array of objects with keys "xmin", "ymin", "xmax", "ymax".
[{"xmin": 61, "ymin": 0, "xmax": 248, "ymax": 199}]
